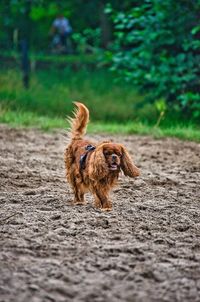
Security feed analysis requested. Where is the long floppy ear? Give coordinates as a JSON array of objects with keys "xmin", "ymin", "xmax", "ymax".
[
  {"xmin": 120, "ymin": 146, "xmax": 140, "ymax": 177},
  {"xmin": 88, "ymin": 147, "xmax": 109, "ymax": 180}
]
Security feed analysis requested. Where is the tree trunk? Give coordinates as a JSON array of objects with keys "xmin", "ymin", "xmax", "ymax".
[{"xmin": 99, "ymin": 1, "xmax": 111, "ymax": 48}]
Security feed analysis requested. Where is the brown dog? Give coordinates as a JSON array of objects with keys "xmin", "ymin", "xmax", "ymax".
[{"xmin": 64, "ymin": 102, "xmax": 140, "ymax": 211}]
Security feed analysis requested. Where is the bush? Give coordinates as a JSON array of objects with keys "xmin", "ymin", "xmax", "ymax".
[{"xmin": 108, "ymin": 0, "xmax": 200, "ymax": 121}]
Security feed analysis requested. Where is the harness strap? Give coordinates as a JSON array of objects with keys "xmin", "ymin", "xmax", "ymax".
[{"xmin": 80, "ymin": 144, "xmax": 96, "ymax": 170}]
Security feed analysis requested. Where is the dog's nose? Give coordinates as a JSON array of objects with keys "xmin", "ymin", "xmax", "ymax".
[{"xmin": 112, "ymin": 154, "xmax": 117, "ymax": 160}]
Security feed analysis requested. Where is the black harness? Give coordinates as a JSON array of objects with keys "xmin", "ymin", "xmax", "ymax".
[{"xmin": 80, "ymin": 144, "xmax": 96, "ymax": 170}]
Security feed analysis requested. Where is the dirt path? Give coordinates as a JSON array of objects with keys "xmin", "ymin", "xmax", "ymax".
[{"xmin": 0, "ymin": 125, "xmax": 200, "ymax": 302}]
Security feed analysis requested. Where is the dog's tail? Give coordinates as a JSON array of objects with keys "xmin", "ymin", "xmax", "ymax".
[{"xmin": 68, "ymin": 102, "xmax": 89, "ymax": 140}]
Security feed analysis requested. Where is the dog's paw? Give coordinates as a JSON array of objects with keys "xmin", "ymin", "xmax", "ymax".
[
  {"xmin": 94, "ymin": 201, "xmax": 102, "ymax": 209},
  {"xmin": 73, "ymin": 200, "xmax": 87, "ymax": 205},
  {"xmin": 101, "ymin": 207, "xmax": 112, "ymax": 212}
]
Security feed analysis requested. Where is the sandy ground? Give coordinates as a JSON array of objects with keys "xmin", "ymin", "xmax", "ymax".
[{"xmin": 0, "ymin": 124, "xmax": 200, "ymax": 302}]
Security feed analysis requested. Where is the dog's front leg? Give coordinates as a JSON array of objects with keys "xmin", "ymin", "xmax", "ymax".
[
  {"xmin": 92, "ymin": 187, "xmax": 112, "ymax": 211},
  {"xmin": 73, "ymin": 189, "xmax": 86, "ymax": 205}
]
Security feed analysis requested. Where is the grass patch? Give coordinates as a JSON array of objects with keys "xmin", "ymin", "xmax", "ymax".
[
  {"xmin": 0, "ymin": 67, "xmax": 199, "ymax": 142},
  {"xmin": 0, "ymin": 109, "xmax": 66, "ymax": 131},
  {"xmin": 0, "ymin": 68, "xmax": 146, "ymax": 122},
  {"xmin": 0, "ymin": 50, "xmax": 99, "ymax": 65},
  {"xmin": 1, "ymin": 109, "xmax": 200, "ymax": 142}
]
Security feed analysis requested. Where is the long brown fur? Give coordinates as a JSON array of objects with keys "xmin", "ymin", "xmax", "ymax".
[{"xmin": 64, "ymin": 102, "xmax": 140, "ymax": 211}]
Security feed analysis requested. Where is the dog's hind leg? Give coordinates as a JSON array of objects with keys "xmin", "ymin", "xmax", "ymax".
[{"xmin": 73, "ymin": 181, "xmax": 87, "ymax": 205}]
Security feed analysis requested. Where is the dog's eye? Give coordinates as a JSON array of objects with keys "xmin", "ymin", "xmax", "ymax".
[{"xmin": 104, "ymin": 151, "xmax": 109, "ymax": 156}]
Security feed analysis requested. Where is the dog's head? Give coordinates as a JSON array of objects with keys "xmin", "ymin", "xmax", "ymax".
[
  {"xmin": 103, "ymin": 143, "xmax": 122, "ymax": 172},
  {"xmin": 89, "ymin": 142, "xmax": 140, "ymax": 180}
]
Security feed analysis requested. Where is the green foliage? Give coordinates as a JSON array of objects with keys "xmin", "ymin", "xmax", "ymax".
[
  {"xmin": 0, "ymin": 0, "xmax": 112, "ymax": 52},
  {"xmin": 1, "ymin": 0, "xmax": 200, "ymax": 131},
  {"xmin": 109, "ymin": 0, "xmax": 200, "ymax": 121},
  {"xmin": 72, "ymin": 28, "xmax": 101, "ymax": 54}
]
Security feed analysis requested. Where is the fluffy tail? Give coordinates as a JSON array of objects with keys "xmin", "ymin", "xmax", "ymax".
[{"xmin": 68, "ymin": 102, "xmax": 89, "ymax": 140}]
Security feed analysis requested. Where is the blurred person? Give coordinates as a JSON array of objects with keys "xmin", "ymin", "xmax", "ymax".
[{"xmin": 50, "ymin": 14, "xmax": 73, "ymax": 53}]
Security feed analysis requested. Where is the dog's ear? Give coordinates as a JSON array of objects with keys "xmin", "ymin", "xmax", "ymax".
[
  {"xmin": 120, "ymin": 145, "xmax": 140, "ymax": 177},
  {"xmin": 88, "ymin": 146, "xmax": 109, "ymax": 180}
]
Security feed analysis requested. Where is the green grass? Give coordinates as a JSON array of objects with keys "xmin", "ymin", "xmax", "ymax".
[
  {"xmin": 0, "ymin": 109, "xmax": 66, "ymax": 131},
  {"xmin": 0, "ymin": 50, "xmax": 99, "ymax": 64},
  {"xmin": 1, "ymin": 109, "xmax": 200, "ymax": 142},
  {"xmin": 0, "ymin": 67, "xmax": 199, "ymax": 142},
  {"xmin": 0, "ymin": 68, "xmax": 147, "ymax": 122}
]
